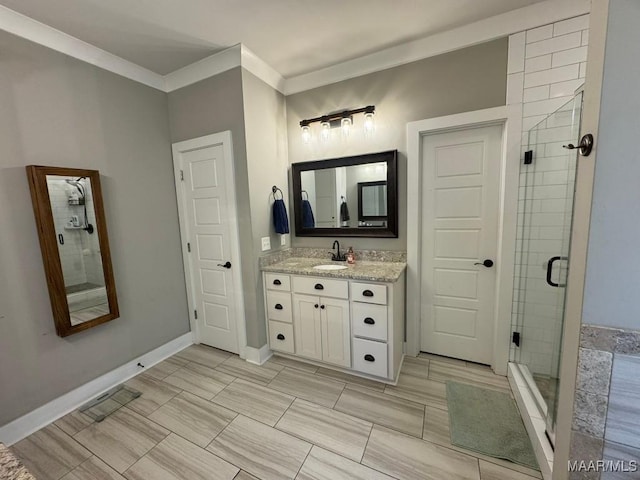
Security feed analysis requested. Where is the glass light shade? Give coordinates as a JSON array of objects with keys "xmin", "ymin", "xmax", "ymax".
[
  {"xmin": 301, "ymin": 125, "xmax": 311, "ymax": 143},
  {"xmin": 341, "ymin": 117, "xmax": 351, "ymax": 137},
  {"xmin": 320, "ymin": 121, "xmax": 331, "ymax": 141},
  {"xmin": 363, "ymin": 112, "xmax": 375, "ymax": 135}
]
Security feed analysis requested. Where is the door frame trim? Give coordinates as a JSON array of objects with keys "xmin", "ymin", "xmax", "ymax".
[
  {"xmin": 172, "ymin": 131, "xmax": 248, "ymax": 358},
  {"xmin": 407, "ymin": 104, "xmax": 522, "ymax": 374}
]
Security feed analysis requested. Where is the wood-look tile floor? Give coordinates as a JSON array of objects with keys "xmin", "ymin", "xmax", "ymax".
[{"xmin": 10, "ymin": 346, "xmax": 543, "ymax": 480}]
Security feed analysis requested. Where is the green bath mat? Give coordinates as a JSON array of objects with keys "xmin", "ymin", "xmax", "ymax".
[{"xmin": 446, "ymin": 381, "xmax": 539, "ymax": 470}]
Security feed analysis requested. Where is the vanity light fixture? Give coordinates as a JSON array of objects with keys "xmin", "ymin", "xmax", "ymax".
[{"xmin": 300, "ymin": 105, "xmax": 375, "ymax": 142}]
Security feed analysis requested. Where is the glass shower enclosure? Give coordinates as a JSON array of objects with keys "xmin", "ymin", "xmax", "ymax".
[{"xmin": 511, "ymin": 92, "xmax": 583, "ymax": 443}]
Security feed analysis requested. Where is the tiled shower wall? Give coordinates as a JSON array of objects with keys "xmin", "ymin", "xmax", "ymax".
[
  {"xmin": 507, "ymin": 14, "xmax": 589, "ymax": 377},
  {"xmin": 47, "ymin": 178, "xmax": 103, "ymax": 289}
]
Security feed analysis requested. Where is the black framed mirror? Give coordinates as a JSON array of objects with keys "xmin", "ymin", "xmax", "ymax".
[{"xmin": 292, "ymin": 150, "xmax": 398, "ymax": 237}]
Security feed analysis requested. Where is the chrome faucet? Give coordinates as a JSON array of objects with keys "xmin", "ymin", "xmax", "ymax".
[{"xmin": 331, "ymin": 240, "xmax": 346, "ymax": 261}]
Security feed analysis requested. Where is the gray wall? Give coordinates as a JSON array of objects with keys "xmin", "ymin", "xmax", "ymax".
[
  {"xmin": 242, "ymin": 70, "xmax": 289, "ymax": 347},
  {"xmin": 286, "ymin": 38, "xmax": 508, "ymax": 251},
  {"xmin": 0, "ymin": 31, "xmax": 189, "ymax": 425},
  {"xmin": 582, "ymin": 0, "xmax": 640, "ymax": 331}
]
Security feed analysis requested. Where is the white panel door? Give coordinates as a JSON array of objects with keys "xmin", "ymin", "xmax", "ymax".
[
  {"xmin": 320, "ymin": 297, "xmax": 350, "ymax": 367},
  {"xmin": 420, "ymin": 125, "xmax": 502, "ymax": 364},
  {"xmin": 173, "ymin": 133, "xmax": 241, "ymax": 354},
  {"xmin": 293, "ymin": 294, "xmax": 322, "ymax": 361}
]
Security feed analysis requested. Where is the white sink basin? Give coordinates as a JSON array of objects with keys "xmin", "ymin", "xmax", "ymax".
[{"xmin": 313, "ymin": 264, "xmax": 348, "ymax": 271}]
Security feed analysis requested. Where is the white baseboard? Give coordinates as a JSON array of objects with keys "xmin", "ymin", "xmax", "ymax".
[
  {"xmin": 244, "ymin": 344, "xmax": 272, "ymax": 366},
  {"xmin": 0, "ymin": 332, "xmax": 194, "ymax": 446}
]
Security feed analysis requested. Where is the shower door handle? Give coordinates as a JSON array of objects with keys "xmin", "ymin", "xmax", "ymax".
[{"xmin": 546, "ymin": 256, "xmax": 568, "ymax": 287}]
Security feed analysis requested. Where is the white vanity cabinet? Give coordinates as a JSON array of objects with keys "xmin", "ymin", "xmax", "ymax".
[{"xmin": 263, "ymin": 271, "xmax": 405, "ymax": 383}]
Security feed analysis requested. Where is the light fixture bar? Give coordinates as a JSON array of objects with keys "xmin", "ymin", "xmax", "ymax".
[{"xmin": 299, "ymin": 105, "xmax": 375, "ymax": 127}]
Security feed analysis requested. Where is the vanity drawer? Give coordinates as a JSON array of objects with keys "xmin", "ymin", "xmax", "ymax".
[
  {"xmin": 352, "ymin": 302, "xmax": 388, "ymax": 341},
  {"xmin": 352, "ymin": 338, "xmax": 388, "ymax": 378},
  {"xmin": 269, "ymin": 321, "xmax": 294, "ymax": 354},
  {"xmin": 266, "ymin": 273, "xmax": 291, "ymax": 291},
  {"xmin": 351, "ymin": 282, "xmax": 387, "ymax": 305},
  {"xmin": 266, "ymin": 291, "xmax": 293, "ymax": 323},
  {"xmin": 293, "ymin": 276, "xmax": 348, "ymax": 299}
]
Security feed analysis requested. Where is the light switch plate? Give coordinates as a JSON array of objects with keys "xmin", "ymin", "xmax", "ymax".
[
  {"xmin": 261, "ymin": 236, "xmax": 271, "ymax": 251},
  {"xmin": 281, "ymin": 235, "xmax": 287, "ymax": 246}
]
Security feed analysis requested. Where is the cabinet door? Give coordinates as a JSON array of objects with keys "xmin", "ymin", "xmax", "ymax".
[
  {"xmin": 320, "ymin": 298, "xmax": 351, "ymax": 368},
  {"xmin": 293, "ymin": 294, "xmax": 322, "ymax": 361}
]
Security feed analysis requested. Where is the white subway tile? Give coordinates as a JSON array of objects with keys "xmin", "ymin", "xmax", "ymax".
[
  {"xmin": 581, "ymin": 29, "xmax": 589, "ymax": 46},
  {"xmin": 523, "ymin": 115, "xmax": 548, "ymax": 132},
  {"xmin": 537, "ymin": 125, "xmax": 574, "ymax": 143},
  {"xmin": 507, "ymin": 72, "xmax": 524, "ymax": 105},
  {"xmin": 524, "ymin": 64, "xmax": 579, "ymax": 88},
  {"xmin": 579, "ymin": 62, "xmax": 587, "ymax": 78},
  {"xmin": 525, "ymin": 32, "xmax": 582, "ymax": 59},
  {"xmin": 525, "ymin": 54, "xmax": 552, "ymax": 73},
  {"xmin": 550, "ymin": 79, "xmax": 585, "ymax": 98},
  {"xmin": 553, "ymin": 15, "xmax": 589, "ymax": 37},
  {"xmin": 523, "ymin": 85, "xmax": 550, "ymax": 103},
  {"xmin": 523, "ymin": 96, "xmax": 574, "ymax": 117},
  {"xmin": 508, "ymin": 32, "xmax": 526, "ymax": 74},
  {"xmin": 552, "ymin": 46, "xmax": 588, "ymax": 68},
  {"xmin": 543, "ymin": 170, "xmax": 570, "ymax": 186},
  {"xmin": 527, "ymin": 25, "xmax": 553, "ymax": 44}
]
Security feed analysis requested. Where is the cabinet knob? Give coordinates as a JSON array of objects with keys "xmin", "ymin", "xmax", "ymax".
[
  {"xmin": 320, "ymin": 305, "xmax": 325, "ymax": 309},
  {"xmin": 362, "ymin": 289, "xmax": 374, "ymax": 297},
  {"xmin": 314, "ymin": 304, "xmax": 319, "ymax": 309},
  {"xmin": 364, "ymin": 354, "xmax": 375, "ymax": 362},
  {"xmin": 276, "ymin": 333, "xmax": 285, "ymax": 340},
  {"xmin": 364, "ymin": 317, "xmax": 375, "ymax": 325},
  {"xmin": 314, "ymin": 283, "xmax": 324, "ymax": 290},
  {"xmin": 274, "ymin": 303, "xmax": 283, "ymax": 310},
  {"xmin": 273, "ymin": 279, "xmax": 282, "ymax": 285}
]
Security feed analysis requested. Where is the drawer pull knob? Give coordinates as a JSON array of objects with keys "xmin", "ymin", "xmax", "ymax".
[
  {"xmin": 314, "ymin": 304, "xmax": 319, "ymax": 309},
  {"xmin": 364, "ymin": 317, "xmax": 375, "ymax": 325},
  {"xmin": 274, "ymin": 304, "xmax": 283, "ymax": 310},
  {"xmin": 364, "ymin": 354, "xmax": 375, "ymax": 362},
  {"xmin": 362, "ymin": 290, "xmax": 374, "ymax": 297},
  {"xmin": 277, "ymin": 333, "xmax": 285, "ymax": 340},
  {"xmin": 314, "ymin": 283, "xmax": 324, "ymax": 290},
  {"xmin": 273, "ymin": 279, "xmax": 282, "ymax": 285},
  {"xmin": 320, "ymin": 305, "xmax": 325, "ymax": 309}
]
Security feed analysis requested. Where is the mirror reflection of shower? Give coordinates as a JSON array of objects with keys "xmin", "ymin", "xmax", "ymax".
[{"xmin": 46, "ymin": 175, "xmax": 108, "ymax": 326}]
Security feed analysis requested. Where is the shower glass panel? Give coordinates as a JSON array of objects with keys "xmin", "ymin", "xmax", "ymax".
[{"xmin": 511, "ymin": 92, "xmax": 583, "ymax": 442}]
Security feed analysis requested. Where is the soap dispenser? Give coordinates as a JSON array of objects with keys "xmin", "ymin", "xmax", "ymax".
[{"xmin": 346, "ymin": 247, "xmax": 355, "ymax": 265}]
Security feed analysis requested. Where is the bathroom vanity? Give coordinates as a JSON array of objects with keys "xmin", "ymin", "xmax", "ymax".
[{"xmin": 261, "ymin": 250, "xmax": 406, "ymax": 383}]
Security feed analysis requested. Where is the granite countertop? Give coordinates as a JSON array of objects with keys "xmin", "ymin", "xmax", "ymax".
[{"xmin": 261, "ymin": 256, "xmax": 406, "ymax": 282}]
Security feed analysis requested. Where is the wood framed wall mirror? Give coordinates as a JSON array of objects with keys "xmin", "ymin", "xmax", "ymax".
[
  {"xmin": 292, "ymin": 150, "xmax": 398, "ymax": 237},
  {"xmin": 26, "ymin": 166, "xmax": 119, "ymax": 337}
]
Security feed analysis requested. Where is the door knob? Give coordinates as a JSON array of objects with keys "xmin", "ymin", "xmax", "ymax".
[
  {"xmin": 217, "ymin": 261, "xmax": 232, "ymax": 269},
  {"xmin": 474, "ymin": 259, "xmax": 494, "ymax": 268}
]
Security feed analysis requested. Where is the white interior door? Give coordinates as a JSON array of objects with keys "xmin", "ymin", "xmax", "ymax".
[
  {"xmin": 420, "ymin": 125, "xmax": 502, "ymax": 364},
  {"xmin": 173, "ymin": 132, "xmax": 243, "ymax": 354}
]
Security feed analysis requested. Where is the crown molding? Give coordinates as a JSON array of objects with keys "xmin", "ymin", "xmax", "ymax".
[
  {"xmin": 284, "ymin": 0, "xmax": 590, "ymax": 95},
  {"xmin": 1, "ymin": 0, "xmax": 588, "ymax": 96},
  {"xmin": 163, "ymin": 44, "xmax": 242, "ymax": 92},
  {"xmin": 0, "ymin": 5, "xmax": 165, "ymax": 90}
]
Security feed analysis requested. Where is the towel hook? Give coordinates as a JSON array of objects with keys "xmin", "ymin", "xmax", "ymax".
[
  {"xmin": 301, "ymin": 190, "xmax": 309, "ymax": 200},
  {"xmin": 272, "ymin": 185, "xmax": 283, "ymax": 200}
]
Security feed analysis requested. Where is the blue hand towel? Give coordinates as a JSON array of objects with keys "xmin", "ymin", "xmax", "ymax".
[
  {"xmin": 302, "ymin": 199, "xmax": 315, "ymax": 228},
  {"xmin": 273, "ymin": 199, "xmax": 289, "ymax": 234}
]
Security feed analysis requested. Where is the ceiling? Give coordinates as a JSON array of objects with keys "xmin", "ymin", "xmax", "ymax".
[{"xmin": 0, "ymin": 0, "xmax": 546, "ymax": 77}]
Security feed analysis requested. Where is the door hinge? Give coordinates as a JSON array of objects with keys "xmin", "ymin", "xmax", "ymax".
[
  {"xmin": 512, "ymin": 331, "xmax": 521, "ymax": 347},
  {"xmin": 180, "ymin": 170, "xmax": 184, "ymax": 181},
  {"xmin": 524, "ymin": 150, "xmax": 533, "ymax": 165},
  {"xmin": 194, "ymin": 309, "xmax": 198, "ymax": 319},
  {"xmin": 187, "ymin": 242, "xmax": 191, "ymax": 253}
]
